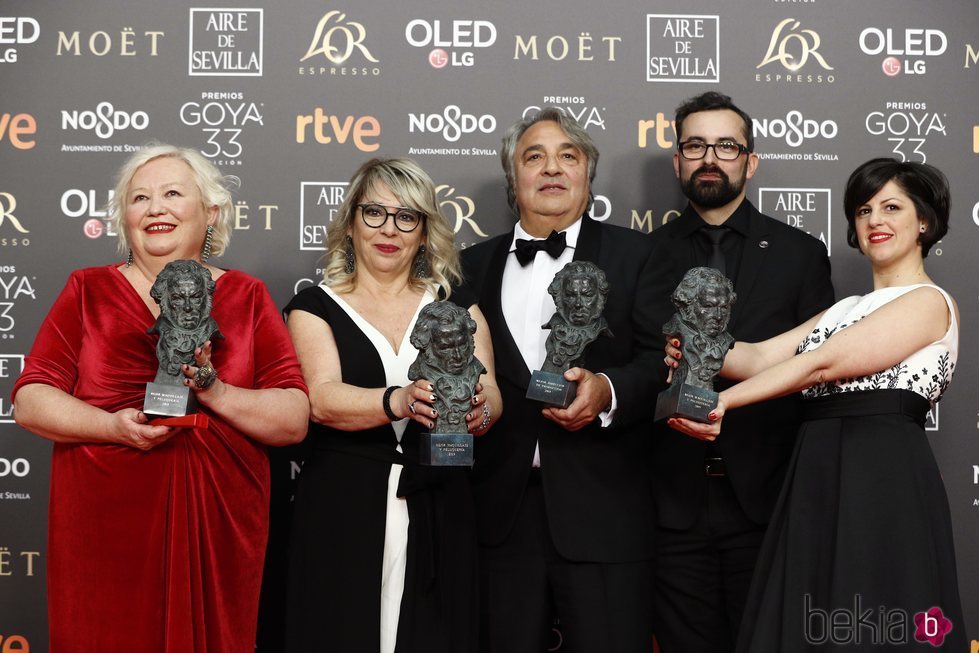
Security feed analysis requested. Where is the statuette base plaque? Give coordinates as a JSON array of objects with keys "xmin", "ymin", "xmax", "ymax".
[
  {"xmin": 420, "ymin": 433, "xmax": 474, "ymax": 466},
  {"xmin": 526, "ymin": 370, "xmax": 577, "ymax": 408}
]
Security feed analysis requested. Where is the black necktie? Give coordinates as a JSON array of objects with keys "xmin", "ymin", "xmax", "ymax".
[
  {"xmin": 514, "ymin": 230, "xmax": 567, "ymax": 266},
  {"xmin": 700, "ymin": 226, "xmax": 730, "ymax": 277}
]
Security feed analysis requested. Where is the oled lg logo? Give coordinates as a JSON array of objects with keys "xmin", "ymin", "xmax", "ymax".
[
  {"xmin": 0, "ymin": 16, "xmax": 40, "ymax": 63},
  {"xmin": 859, "ymin": 27, "xmax": 947, "ymax": 76},
  {"xmin": 60, "ymin": 188, "xmax": 117, "ymax": 239},
  {"xmin": 404, "ymin": 19, "xmax": 496, "ymax": 68},
  {"xmin": 804, "ymin": 595, "xmax": 953, "ymax": 646}
]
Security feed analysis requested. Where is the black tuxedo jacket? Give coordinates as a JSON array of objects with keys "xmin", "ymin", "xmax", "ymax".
[
  {"xmin": 461, "ymin": 216, "xmax": 663, "ymax": 562},
  {"xmin": 648, "ymin": 201, "xmax": 834, "ymax": 529}
]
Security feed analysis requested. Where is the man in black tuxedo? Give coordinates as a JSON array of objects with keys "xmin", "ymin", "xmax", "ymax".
[
  {"xmin": 462, "ymin": 108, "xmax": 661, "ymax": 653},
  {"xmin": 649, "ymin": 92, "xmax": 834, "ymax": 653}
]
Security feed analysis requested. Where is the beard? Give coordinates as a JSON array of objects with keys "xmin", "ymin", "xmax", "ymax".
[{"xmin": 681, "ymin": 164, "xmax": 746, "ymax": 209}]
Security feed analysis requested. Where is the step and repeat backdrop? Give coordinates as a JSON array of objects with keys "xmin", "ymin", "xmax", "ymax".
[{"xmin": 1, "ymin": 0, "xmax": 977, "ymax": 649}]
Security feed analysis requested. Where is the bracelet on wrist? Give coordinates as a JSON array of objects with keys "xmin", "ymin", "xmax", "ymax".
[{"xmin": 382, "ymin": 385, "xmax": 401, "ymax": 421}]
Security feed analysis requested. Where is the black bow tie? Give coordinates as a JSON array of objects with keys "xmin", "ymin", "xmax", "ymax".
[{"xmin": 514, "ymin": 230, "xmax": 567, "ymax": 266}]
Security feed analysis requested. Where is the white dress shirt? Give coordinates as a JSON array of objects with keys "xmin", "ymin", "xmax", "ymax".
[{"xmin": 501, "ymin": 217, "xmax": 617, "ymax": 467}]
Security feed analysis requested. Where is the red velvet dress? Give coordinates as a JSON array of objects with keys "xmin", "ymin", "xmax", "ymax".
[{"xmin": 12, "ymin": 265, "xmax": 307, "ymax": 653}]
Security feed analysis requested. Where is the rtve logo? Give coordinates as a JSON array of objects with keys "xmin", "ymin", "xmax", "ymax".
[
  {"xmin": 0, "ymin": 112, "xmax": 36, "ymax": 149},
  {"xmin": 295, "ymin": 107, "xmax": 380, "ymax": 152}
]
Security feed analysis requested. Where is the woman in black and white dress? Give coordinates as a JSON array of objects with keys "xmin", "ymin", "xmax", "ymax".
[
  {"xmin": 668, "ymin": 158, "xmax": 965, "ymax": 651},
  {"xmin": 283, "ymin": 158, "xmax": 501, "ymax": 653}
]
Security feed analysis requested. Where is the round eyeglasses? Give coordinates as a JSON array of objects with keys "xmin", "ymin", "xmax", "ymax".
[
  {"xmin": 678, "ymin": 141, "xmax": 749, "ymax": 161},
  {"xmin": 357, "ymin": 203, "xmax": 425, "ymax": 233}
]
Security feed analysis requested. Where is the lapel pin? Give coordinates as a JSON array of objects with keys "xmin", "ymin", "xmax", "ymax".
[{"xmin": 758, "ymin": 240, "xmax": 769, "ymax": 249}]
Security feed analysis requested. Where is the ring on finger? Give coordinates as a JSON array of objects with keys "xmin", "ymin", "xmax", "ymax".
[
  {"xmin": 408, "ymin": 399, "xmax": 418, "ymax": 415},
  {"xmin": 194, "ymin": 363, "xmax": 217, "ymax": 390},
  {"xmin": 477, "ymin": 403, "xmax": 491, "ymax": 431}
]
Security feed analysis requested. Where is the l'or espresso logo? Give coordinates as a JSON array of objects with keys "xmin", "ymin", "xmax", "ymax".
[
  {"xmin": 646, "ymin": 15, "xmax": 718, "ymax": 83},
  {"xmin": 758, "ymin": 188, "xmax": 832, "ymax": 255},
  {"xmin": 189, "ymin": 8, "xmax": 263, "ymax": 76},
  {"xmin": 404, "ymin": 19, "xmax": 496, "ymax": 69},
  {"xmin": 865, "ymin": 101, "xmax": 946, "ymax": 163},
  {"xmin": 298, "ymin": 10, "xmax": 379, "ymax": 77},
  {"xmin": 755, "ymin": 18, "xmax": 835, "ymax": 83},
  {"xmin": 524, "ymin": 98, "xmax": 606, "ymax": 131},
  {"xmin": 859, "ymin": 27, "xmax": 947, "ymax": 76},
  {"xmin": 0, "ymin": 192, "xmax": 30, "ymax": 248},
  {"xmin": 514, "ymin": 31, "xmax": 621, "ymax": 63},
  {"xmin": 437, "ymin": 185, "xmax": 486, "ymax": 248},
  {"xmin": 0, "ymin": 354, "xmax": 24, "ymax": 423},
  {"xmin": 56, "ymin": 27, "xmax": 163, "ymax": 57},
  {"xmin": 300, "ymin": 182, "xmax": 347, "ymax": 251},
  {"xmin": 180, "ymin": 91, "xmax": 263, "ymax": 167},
  {"xmin": 0, "ymin": 266, "xmax": 37, "ymax": 341},
  {"xmin": 0, "ymin": 16, "xmax": 40, "ymax": 63}
]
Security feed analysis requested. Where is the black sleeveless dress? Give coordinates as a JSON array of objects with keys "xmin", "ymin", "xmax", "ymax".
[{"xmin": 283, "ymin": 284, "xmax": 478, "ymax": 653}]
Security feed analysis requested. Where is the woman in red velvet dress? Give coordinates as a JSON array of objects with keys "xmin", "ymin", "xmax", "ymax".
[{"xmin": 12, "ymin": 144, "xmax": 309, "ymax": 653}]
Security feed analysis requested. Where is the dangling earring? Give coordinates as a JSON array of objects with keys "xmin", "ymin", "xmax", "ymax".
[
  {"xmin": 343, "ymin": 235, "xmax": 356, "ymax": 274},
  {"xmin": 201, "ymin": 225, "xmax": 214, "ymax": 261},
  {"xmin": 126, "ymin": 249, "xmax": 134, "ymax": 267},
  {"xmin": 412, "ymin": 243, "xmax": 431, "ymax": 279}
]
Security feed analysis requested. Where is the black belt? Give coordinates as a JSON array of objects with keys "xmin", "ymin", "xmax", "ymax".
[{"xmin": 704, "ymin": 456, "xmax": 726, "ymax": 477}]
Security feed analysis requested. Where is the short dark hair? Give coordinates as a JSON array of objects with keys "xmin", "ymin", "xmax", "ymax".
[
  {"xmin": 843, "ymin": 158, "xmax": 950, "ymax": 258},
  {"xmin": 500, "ymin": 107, "xmax": 599, "ymax": 214},
  {"xmin": 674, "ymin": 91, "xmax": 754, "ymax": 152}
]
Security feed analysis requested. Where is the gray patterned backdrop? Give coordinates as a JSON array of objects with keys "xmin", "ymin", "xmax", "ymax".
[{"xmin": 1, "ymin": 0, "xmax": 977, "ymax": 649}]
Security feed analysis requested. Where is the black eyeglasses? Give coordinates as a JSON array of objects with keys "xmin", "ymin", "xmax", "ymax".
[
  {"xmin": 678, "ymin": 141, "xmax": 749, "ymax": 161},
  {"xmin": 357, "ymin": 203, "xmax": 425, "ymax": 233}
]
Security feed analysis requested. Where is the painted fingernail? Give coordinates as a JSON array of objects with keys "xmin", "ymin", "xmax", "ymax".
[
  {"xmin": 708, "ymin": 412, "xmax": 717, "ymax": 420},
  {"xmin": 430, "ymin": 394, "xmax": 436, "ymax": 402},
  {"xmin": 673, "ymin": 352, "xmax": 681, "ymax": 359},
  {"xmin": 672, "ymin": 339, "xmax": 680, "ymax": 347},
  {"xmin": 428, "ymin": 385, "xmax": 434, "ymax": 392}
]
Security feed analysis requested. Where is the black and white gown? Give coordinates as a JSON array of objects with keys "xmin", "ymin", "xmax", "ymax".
[
  {"xmin": 284, "ymin": 283, "xmax": 478, "ymax": 653},
  {"xmin": 736, "ymin": 284, "xmax": 965, "ymax": 651}
]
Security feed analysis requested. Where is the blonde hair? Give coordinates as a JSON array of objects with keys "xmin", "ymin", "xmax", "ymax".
[
  {"xmin": 324, "ymin": 157, "xmax": 461, "ymax": 297},
  {"xmin": 107, "ymin": 142, "xmax": 239, "ymax": 257}
]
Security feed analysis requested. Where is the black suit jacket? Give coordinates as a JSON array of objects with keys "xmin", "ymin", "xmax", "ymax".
[
  {"xmin": 461, "ymin": 216, "xmax": 663, "ymax": 562},
  {"xmin": 648, "ymin": 200, "xmax": 834, "ymax": 529}
]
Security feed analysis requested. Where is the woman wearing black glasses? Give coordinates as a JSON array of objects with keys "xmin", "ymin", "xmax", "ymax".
[{"xmin": 283, "ymin": 157, "xmax": 500, "ymax": 653}]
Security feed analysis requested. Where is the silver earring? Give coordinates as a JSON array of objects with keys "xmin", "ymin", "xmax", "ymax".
[
  {"xmin": 412, "ymin": 243, "xmax": 430, "ymax": 279},
  {"xmin": 201, "ymin": 225, "xmax": 214, "ymax": 261},
  {"xmin": 126, "ymin": 249, "xmax": 133, "ymax": 267},
  {"xmin": 344, "ymin": 235, "xmax": 355, "ymax": 274}
]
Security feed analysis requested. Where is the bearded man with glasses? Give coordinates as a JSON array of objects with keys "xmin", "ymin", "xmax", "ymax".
[{"xmin": 647, "ymin": 91, "xmax": 835, "ymax": 653}]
